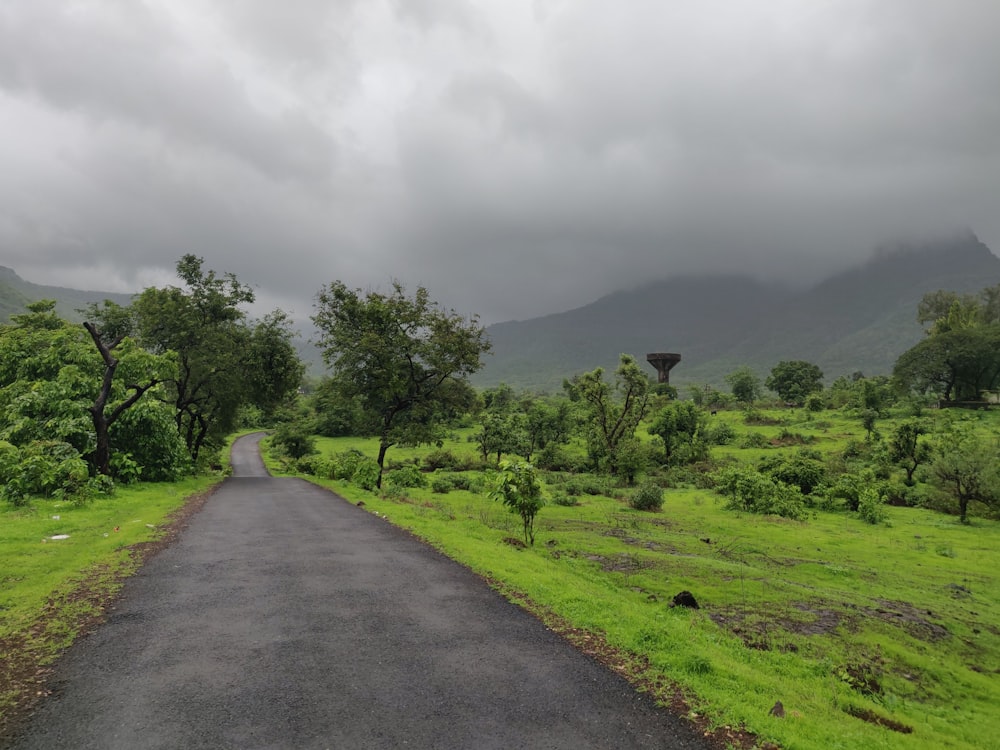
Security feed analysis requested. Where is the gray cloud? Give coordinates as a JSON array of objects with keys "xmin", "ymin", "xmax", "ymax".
[{"xmin": 1, "ymin": 0, "xmax": 999, "ymax": 326}]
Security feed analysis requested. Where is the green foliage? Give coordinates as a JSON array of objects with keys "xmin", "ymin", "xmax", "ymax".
[
  {"xmin": 351, "ymin": 459, "xmax": 381, "ymax": 491},
  {"xmin": 765, "ymin": 360, "xmax": 824, "ymax": 405},
  {"xmin": 713, "ymin": 465, "xmax": 807, "ymax": 520},
  {"xmin": 857, "ymin": 486, "xmax": 888, "ymax": 525},
  {"xmin": 1, "ymin": 441, "xmax": 90, "ymax": 506},
  {"xmin": 109, "ymin": 396, "xmax": 190, "ymax": 481},
  {"xmin": 894, "ymin": 324, "xmax": 1000, "ymax": 402},
  {"xmin": 384, "ymin": 465, "xmax": 428, "ymax": 490},
  {"xmin": 430, "ymin": 475, "xmax": 455, "ymax": 494},
  {"xmin": 725, "ymin": 366, "xmax": 762, "ymax": 405},
  {"xmin": 312, "ymin": 280, "xmax": 489, "ymax": 487},
  {"xmin": 889, "ymin": 420, "xmax": 932, "ymax": 485},
  {"xmin": 758, "ymin": 453, "xmax": 827, "ymax": 496},
  {"xmin": 930, "ymin": 423, "xmax": 1000, "ymax": 522},
  {"xmin": 489, "ymin": 460, "xmax": 545, "ymax": 545},
  {"xmin": 271, "ymin": 420, "xmax": 318, "ymax": 460},
  {"xmin": 133, "ymin": 255, "xmax": 301, "ymax": 463},
  {"xmin": 648, "ymin": 400, "xmax": 709, "ymax": 466},
  {"xmin": 629, "ymin": 481, "xmax": 665, "ymax": 511},
  {"xmin": 706, "ymin": 421, "xmax": 736, "ymax": 445},
  {"xmin": 565, "ymin": 354, "xmax": 651, "ymax": 477}
]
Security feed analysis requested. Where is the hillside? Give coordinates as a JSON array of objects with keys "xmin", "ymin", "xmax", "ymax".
[
  {"xmin": 0, "ymin": 266, "xmax": 133, "ymax": 322},
  {"xmin": 477, "ymin": 232, "xmax": 1000, "ymax": 391}
]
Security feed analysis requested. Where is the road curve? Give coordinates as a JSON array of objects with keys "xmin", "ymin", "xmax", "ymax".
[{"xmin": 4, "ymin": 434, "xmax": 711, "ymax": 750}]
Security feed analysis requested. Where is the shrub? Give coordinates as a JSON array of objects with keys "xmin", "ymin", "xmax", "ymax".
[
  {"xmin": 739, "ymin": 432, "xmax": 769, "ymax": 449},
  {"xmin": 758, "ymin": 454, "xmax": 827, "ymax": 496},
  {"xmin": 713, "ymin": 465, "xmax": 807, "ymax": 520},
  {"xmin": 551, "ymin": 493, "xmax": 579, "ymax": 507},
  {"xmin": 857, "ymin": 487, "xmax": 888, "ymax": 524},
  {"xmin": 424, "ymin": 449, "xmax": 460, "ymax": 471},
  {"xmin": 351, "ymin": 459, "xmax": 381, "ymax": 491},
  {"xmin": 271, "ymin": 421, "xmax": 317, "ymax": 460},
  {"xmin": 629, "ymin": 481, "xmax": 665, "ymax": 511},
  {"xmin": 804, "ymin": 393, "xmax": 826, "ymax": 412},
  {"xmin": 430, "ymin": 475, "xmax": 454, "ymax": 494},
  {"xmin": 707, "ymin": 422, "xmax": 736, "ymax": 445},
  {"xmin": 384, "ymin": 465, "xmax": 427, "ymax": 490},
  {"xmin": 1, "ymin": 441, "xmax": 90, "ymax": 506}
]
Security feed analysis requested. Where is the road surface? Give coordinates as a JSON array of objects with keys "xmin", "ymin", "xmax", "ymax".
[{"xmin": 4, "ymin": 433, "xmax": 711, "ymax": 749}]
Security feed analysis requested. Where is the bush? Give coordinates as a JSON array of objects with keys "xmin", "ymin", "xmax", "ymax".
[
  {"xmin": 271, "ymin": 421, "xmax": 317, "ymax": 460},
  {"xmin": 739, "ymin": 432, "xmax": 770, "ymax": 449},
  {"xmin": 713, "ymin": 465, "xmax": 807, "ymax": 520},
  {"xmin": 805, "ymin": 393, "xmax": 826, "ymax": 412},
  {"xmin": 758, "ymin": 454, "xmax": 827, "ymax": 496},
  {"xmin": 110, "ymin": 399, "xmax": 191, "ymax": 481},
  {"xmin": 384, "ymin": 465, "xmax": 427, "ymax": 490},
  {"xmin": 424, "ymin": 449, "xmax": 460, "ymax": 471},
  {"xmin": 351, "ymin": 459, "xmax": 381, "ymax": 491},
  {"xmin": 857, "ymin": 487, "xmax": 888, "ymax": 524},
  {"xmin": 430, "ymin": 475, "xmax": 454, "ymax": 494},
  {"xmin": 1, "ymin": 441, "xmax": 90, "ymax": 506},
  {"xmin": 629, "ymin": 481, "xmax": 665, "ymax": 511},
  {"xmin": 551, "ymin": 493, "xmax": 579, "ymax": 507},
  {"xmin": 707, "ymin": 422, "xmax": 736, "ymax": 445}
]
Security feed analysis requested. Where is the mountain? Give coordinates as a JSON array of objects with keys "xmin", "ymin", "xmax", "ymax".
[
  {"xmin": 0, "ymin": 266, "xmax": 133, "ymax": 322},
  {"xmin": 476, "ymin": 232, "xmax": 1000, "ymax": 391}
]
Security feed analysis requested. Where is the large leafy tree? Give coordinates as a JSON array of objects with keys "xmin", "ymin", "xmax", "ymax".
[
  {"xmin": 565, "ymin": 354, "xmax": 651, "ymax": 476},
  {"xmin": 893, "ymin": 325, "xmax": 1000, "ymax": 402},
  {"xmin": 897, "ymin": 283, "xmax": 1000, "ymax": 402},
  {"xmin": 931, "ymin": 423, "xmax": 1000, "ymax": 523},
  {"xmin": 725, "ymin": 366, "xmax": 762, "ymax": 406},
  {"xmin": 0, "ymin": 300, "xmax": 176, "ymax": 479},
  {"xmin": 765, "ymin": 360, "xmax": 824, "ymax": 406},
  {"xmin": 312, "ymin": 281, "xmax": 490, "ymax": 488},
  {"xmin": 133, "ymin": 256, "xmax": 303, "ymax": 462}
]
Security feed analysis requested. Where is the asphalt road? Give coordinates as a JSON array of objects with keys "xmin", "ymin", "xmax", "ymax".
[{"xmin": 4, "ymin": 433, "xmax": 711, "ymax": 750}]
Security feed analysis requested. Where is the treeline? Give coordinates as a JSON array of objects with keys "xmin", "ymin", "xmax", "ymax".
[
  {"xmin": 0, "ymin": 256, "xmax": 302, "ymax": 505},
  {"xmin": 278, "ymin": 281, "xmax": 1000, "ymax": 527}
]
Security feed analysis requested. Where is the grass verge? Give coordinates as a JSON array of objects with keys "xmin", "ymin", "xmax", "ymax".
[{"xmin": 0, "ymin": 475, "xmax": 220, "ymax": 735}]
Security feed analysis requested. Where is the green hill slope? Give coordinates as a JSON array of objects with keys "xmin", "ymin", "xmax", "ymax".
[{"xmin": 477, "ymin": 232, "xmax": 1000, "ymax": 390}]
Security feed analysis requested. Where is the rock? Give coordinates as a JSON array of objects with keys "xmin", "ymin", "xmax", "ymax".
[{"xmin": 671, "ymin": 591, "xmax": 699, "ymax": 609}]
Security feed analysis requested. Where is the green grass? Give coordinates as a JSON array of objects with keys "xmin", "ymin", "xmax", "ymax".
[
  {"xmin": 0, "ymin": 475, "xmax": 220, "ymax": 719},
  {"xmin": 266, "ymin": 409, "xmax": 1000, "ymax": 750}
]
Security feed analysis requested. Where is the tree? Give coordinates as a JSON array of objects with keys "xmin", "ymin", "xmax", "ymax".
[
  {"xmin": 133, "ymin": 256, "xmax": 302, "ymax": 463},
  {"xmin": 565, "ymin": 354, "xmax": 651, "ymax": 476},
  {"xmin": 930, "ymin": 424, "xmax": 1000, "ymax": 523},
  {"xmin": 893, "ymin": 325, "xmax": 1000, "ymax": 402},
  {"xmin": 889, "ymin": 420, "xmax": 932, "ymax": 486},
  {"xmin": 647, "ymin": 400, "xmax": 709, "ymax": 466},
  {"xmin": 725, "ymin": 366, "xmax": 762, "ymax": 406},
  {"xmin": 312, "ymin": 281, "xmax": 490, "ymax": 488},
  {"xmin": 82, "ymin": 301, "xmax": 173, "ymax": 475},
  {"xmin": 765, "ymin": 360, "xmax": 824, "ymax": 406},
  {"xmin": 489, "ymin": 460, "xmax": 544, "ymax": 545}
]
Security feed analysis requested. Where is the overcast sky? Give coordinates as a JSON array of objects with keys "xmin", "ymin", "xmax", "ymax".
[{"xmin": 1, "ymin": 1, "xmax": 998, "ymax": 324}]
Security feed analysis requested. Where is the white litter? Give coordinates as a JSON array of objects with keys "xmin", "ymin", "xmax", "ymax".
[{"xmin": 49, "ymin": 534, "xmax": 70, "ymax": 540}]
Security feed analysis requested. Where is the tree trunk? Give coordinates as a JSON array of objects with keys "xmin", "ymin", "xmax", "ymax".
[{"xmin": 376, "ymin": 440, "xmax": 390, "ymax": 489}]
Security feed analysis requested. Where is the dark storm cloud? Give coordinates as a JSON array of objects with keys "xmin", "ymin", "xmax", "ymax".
[{"xmin": 1, "ymin": 0, "xmax": 999, "ymax": 324}]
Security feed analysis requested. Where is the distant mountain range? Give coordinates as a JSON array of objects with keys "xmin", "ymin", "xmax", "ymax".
[
  {"xmin": 4, "ymin": 232, "xmax": 999, "ymax": 393},
  {"xmin": 0, "ymin": 266, "xmax": 133, "ymax": 322},
  {"xmin": 477, "ymin": 232, "xmax": 1000, "ymax": 392}
]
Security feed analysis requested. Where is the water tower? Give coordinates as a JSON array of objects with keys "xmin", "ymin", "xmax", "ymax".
[{"xmin": 646, "ymin": 352, "xmax": 681, "ymax": 384}]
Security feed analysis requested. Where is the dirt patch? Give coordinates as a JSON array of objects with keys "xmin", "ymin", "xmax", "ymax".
[
  {"xmin": 0, "ymin": 484, "xmax": 219, "ymax": 739},
  {"xmin": 864, "ymin": 599, "xmax": 950, "ymax": 642},
  {"xmin": 845, "ymin": 705, "xmax": 913, "ymax": 734}
]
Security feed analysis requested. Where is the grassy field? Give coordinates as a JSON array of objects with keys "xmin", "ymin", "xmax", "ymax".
[
  {"xmin": 266, "ymin": 408, "xmax": 1000, "ymax": 750},
  {"xmin": 0, "ymin": 474, "xmax": 221, "ymax": 725}
]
